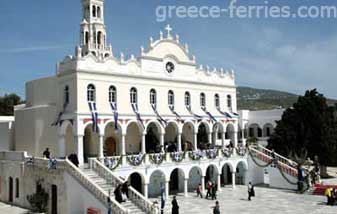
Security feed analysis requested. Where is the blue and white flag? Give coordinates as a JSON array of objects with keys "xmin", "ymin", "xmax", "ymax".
[
  {"xmin": 151, "ymin": 104, "xmax": 167, "ymax": 126},
  {"xmin": 169, "ymin": 105, "xmax": 181, "ymax": 120},
  {"xmin": 217, "ymin": 108, "xmax": 233, "ymax": 119},
  {"xmin": 131, "ymin": 103, "xmax": 145, "ymax": 129},
  {"xmin": 110, "ymin": 102, "xmax": 119, "ymax": 130},
  {"xmin": 88, "ymin": 101, "xmax": 99, "ymax": 133},
  {"xmin": 201, "ymin": 107, "xmax": 217, "ymax": 123},
  {"xmin": 187, "ymin": 106, "xmax": 203, "ymax": 120}
]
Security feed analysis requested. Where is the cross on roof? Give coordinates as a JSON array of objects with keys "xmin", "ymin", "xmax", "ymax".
[{"xmin": 165, "ymin": 24, "xmax": 173, "ymax": 38}]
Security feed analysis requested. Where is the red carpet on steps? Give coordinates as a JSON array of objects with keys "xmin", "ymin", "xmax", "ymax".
[{"xmin": 313, "ymin": 184, "xmax": 337, "ymax": 195}]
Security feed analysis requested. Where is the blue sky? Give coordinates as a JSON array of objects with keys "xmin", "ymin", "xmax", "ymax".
[{"xmin": 1, "ymin": 0, "xmax": 337, "ymax": 99}]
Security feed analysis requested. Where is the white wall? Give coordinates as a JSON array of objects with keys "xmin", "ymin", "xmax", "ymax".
[{"xmin": 0, "ymin": 122, "xmax": 14, "ymax": 151}]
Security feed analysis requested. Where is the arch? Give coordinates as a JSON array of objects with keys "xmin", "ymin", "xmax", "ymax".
[
  {"xmin": 212, "ymin": 122, "xmax": 224, "ymax": 147},
  {"xmin": 205, "ymin": 164, "xmax": 219, "ymax": 187},
  {"xmin": 169, "ymin": 168, "xmax": 185, "ymax": 194},
  {"xmin": 130, "ymin": 87, "xmax": 138, "ymax": 104},
  {"xmin": 148, "ymin": 170, "xmax": 166, "ymax": 197},
  {"xmin": 263, "ymin": 123, "xmax": 274, "ymax": 137},
  {"xmin": 235, "ymin": 160, "xmax": 248, "ymax": 185},
  {"xmin": 145, "ymin": 121, "xmax": 163, "ymax": 153},
  {"xmin": 248, "ymin": 123, "xmax": 262, "ymax": 138},
  {"xmin": 182, "ymin": 121, "xmax": 195, "ymax": 151},
  {"xmin": 83, "ymin": 123, "xmax": 99, "ymax": 162},
  {"xmin": 87, "ymin": 84, "xmax": 95, "ymax": 102},
  {"xmin": 97, "ymin": 6, "xmax": 101, "ymax": 18},
  {"xmin": 97, "ymin": 31, "xmax": 103, "ymax": 45},
  {"xmin": 188, "ymin": 166, "xmax": 202, "ymax": 191},
  {"xmin": 125, "ymin": 121, "xmax": 142, "ymax": 154},
  {"xmin": 128, "ymin": 172, "xmax": 145, "ymax": 194},
  {"xmin": 92, "ymin": 5, "xmax": 96, "ymax": 17},
  {"xmin": 109, "ymin": 85, "xmax": 117, "ymax": 103},
  {"xmin": 221, "ymin": 162, "xmax": 234, "ymax": 186},
  {"xmin": 197, "ymin": 121, "xmax": 210, "ymax": 149},
  {"xmin": 164, "ymin": 121, "xmax": 179, "ymax": 152},
  {"xmin": 104, "ymin": 121, "xmax": 123, "ymax": 156},
  {"xmin": 225, "ymin": 123, "xmax": 235, "ymax": 148}
]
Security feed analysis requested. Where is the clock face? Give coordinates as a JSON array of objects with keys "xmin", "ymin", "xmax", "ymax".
[{"xmin": 166, "ymin": 62, "xmax": 175, "ymax": 74}]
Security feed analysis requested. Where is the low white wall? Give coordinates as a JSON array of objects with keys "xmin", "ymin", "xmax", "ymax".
[{"xmin": 0, "ymin": 122, "xmax": 14, "ymax": 151}]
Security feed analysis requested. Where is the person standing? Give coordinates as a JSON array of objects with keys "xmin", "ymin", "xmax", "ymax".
[
  {"xmin": 160, "ymin": 183, "xmax": 166, "ymax": 214},
  {"xmin": 212, "ymin": 184, "xmax": 217, "ymax": 200},
  {"xmin": 213, "ymin": 201, "xmax": 220, "ymax": 214},
  {"xmin": 171, "ymin": 196, "xmax": 179, "ymax": 214},
  {"xmin": 206, "ymin": 181, "xmax": 212, "ymax": 199},
  {"xmin": 43, "ymin": 148, "xmax": 51, "ymax": 159},
  {"xmin": 248, "ymin": 182, "xmax": 253, "ymax": 201},
  {"xmin": 196, "ymin": 183, "xmax": 203, "ymax": 198},
  {"xmin": 325, "ymin": 187, "xmax": 332, "ymax": 205}
]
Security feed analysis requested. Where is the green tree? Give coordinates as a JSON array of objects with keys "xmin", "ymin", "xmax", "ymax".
[
  {"xmin": 268, "ymin": 89, "xmax": 337, "ymax": 166},
  {"xmin": 0, "ymin": 94, "xmax": 22, "ymax": 115}
]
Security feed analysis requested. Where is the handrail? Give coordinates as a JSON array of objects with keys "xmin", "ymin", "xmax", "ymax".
[
  {"xmin": 65, "ymin": 159, "xmax": 128, "ymax": 214},
  {"xmin": 256, "ymin": 144, "xmax": 297, "ymax": 167},
  {"xmin": 90, "ymin": 158, "xmax": 159, "ymax": 214}
]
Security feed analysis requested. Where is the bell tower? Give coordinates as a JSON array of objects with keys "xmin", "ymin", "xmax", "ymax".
[{"xmin": 78, "ymin": 0, "xmax": 112, "ymax": 58}]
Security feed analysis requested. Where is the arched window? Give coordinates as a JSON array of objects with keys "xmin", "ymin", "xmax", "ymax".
[
  {"xmin": 150, "ymin": 89, "xmax": 157, "ymax": 106},
  {"xmin": 130, "ymin": 87, "xmax": 137, "ymax": 104},
  {"xmin": 200, "ymin": 93, "xmax": 206, "ymax": 108},
  {"xmin": 92, "ymin": 5, "xmax": 96, "ymax": 17},
  {"xmin": 64, "ymin": 85, "xmax": 69, "ymax": 105},
  {"xmin": 109, "ymin": 86, "xmax": 117, "ymax": 103},
  {"xmin": 215, "ymin": 94, "xmax": 220, "ymax": 108},
  {"xmin": 87, "ymin": 84, "xmax": 95, "ymax": 102},
  {"xmin": 97, "ymin": 32, "xmax": 102, "ymax": 45},
  {"xmin": 85, "ymin": 32, "xmax": 89, "ymax": 45},
  {"xmin": 185, "ymin": 92, "xmax": 191, "ymax": 108},
  {"xmin": 227, "ymin": 95, "xmax": 232, "ymax": 111},
  {"xmin": 97, "ymin": 7, "xmax": 101, "ymax": 18},
  {"xmin": 168, "ymin": 90, "xmax": 174, "ymax": 108}
]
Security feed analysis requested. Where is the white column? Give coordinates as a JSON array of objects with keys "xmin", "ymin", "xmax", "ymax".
[
  {"xmin": 121, "ymin": 134, "xmax": 126, "ymax": 155},
  {"xmin": 232, "ymin": 172, "xmax": 236, "ymax": 189},
  {"xmin": 184, "ymin": 178, "xmax": 188, "ymax": 197},
  {"xmin": 193, "ymin": 133, "xmax": 198, "ymax": 151},
  {"xmin": 234, "ymin": 131, "xmax": 238, "ymax": 148},
  {"xmin": 221, "ymin": 132, "xmax": 226, "ymax": 149},
  {"xmin": 58, "ymin": 136, "xmax": 66, "ymax": 158},
  {"xmin": 160, "ymin": 134, "xmax": 165, "ymax": 152},
  {"xmin": 201, "ymin": 176, "xmax": 205, "ymax": 194},
  {"xmin": 177, "ymin": 133, "xmax": 182, "ymax": 152},
  {"xmin": 144, "ymin": 183, "xmax": 149, "ymax": 199},
  {"xmin": 75, "ymin": 135, "xmax": 84, "ymax": 165},
  {"xmin": 99, "ymin": 135, "xmax": 104, "ymax": 159},
  {"xmin": 141, "ymin": 133, "xmax": 146, "ymax": 154},
  {"xmin": 165, "ymin": 181, "xmax": 169, "ymax": 199},
  {"xmin": 217, "ymin": 174, "xmax": 221, "ymax": 192}
]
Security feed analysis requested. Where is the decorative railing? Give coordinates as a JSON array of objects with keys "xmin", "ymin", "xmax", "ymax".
[{"xmin": 90, "ymin": 158, "xmax": 159, "ymax": 214}]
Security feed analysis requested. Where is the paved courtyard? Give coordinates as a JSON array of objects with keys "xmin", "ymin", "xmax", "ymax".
[
  {"xmin": 151, "ymin": 185, "xmax": 336, "ymax": 214},
  {"xmin": 0, "ymin": 202, "xmax": 31, "ymax": 214}
]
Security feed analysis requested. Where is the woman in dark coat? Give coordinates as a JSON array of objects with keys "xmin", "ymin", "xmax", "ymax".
[{"xmin": 171, "ymin": 196, "xmax": 179, "ymax": 214}]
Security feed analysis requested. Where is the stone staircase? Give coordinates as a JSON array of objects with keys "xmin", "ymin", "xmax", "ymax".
[{"xmin": 81, "ymin": 168, "xmax": 145, "ymax": 214}]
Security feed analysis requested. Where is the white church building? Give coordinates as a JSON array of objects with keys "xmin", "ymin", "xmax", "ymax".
[{"xmin": 0, "ymin": 1, "xmax": 298, "ymax": 213}]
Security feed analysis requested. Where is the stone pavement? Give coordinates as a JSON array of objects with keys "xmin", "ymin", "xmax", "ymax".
[
  {"xmin": 151, "ymin": 185, "xmax": 336, "ymax": 214},
  {"xmin": 0, "ymin": 202, "xmax": 31, "ymax": 214}
]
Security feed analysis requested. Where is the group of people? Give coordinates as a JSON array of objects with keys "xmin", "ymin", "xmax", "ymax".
[
  {"xmin": 43, "ymin": 148, "xmax": 79, "ymax": 167},
  {"xmin": 196, "ymin": 181, "xmax": 218, "ymax": 200},
  {"xmin": 325, "ymin": 187, "xmax": 337, "ymax": 206},
  {"xmin": 114, "ymin": 181, "xmax": 130, "ymax": 203}
]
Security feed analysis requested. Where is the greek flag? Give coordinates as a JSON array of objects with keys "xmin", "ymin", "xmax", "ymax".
[
  {"xmin": 187, "ymin": 106, "xmax": 203, "ymax": 119},
  {"xmin": 169, "ymin": 105, "xmax": 181, "ymax": 120},
  {"xmin": 201, "ymin": 107, "xmax": 217, "ymax": 123},
  {"xmin": 110, "ymin": 102, "xmax": 119, "ymax": 130},
  {"xmin": 217, "ymin": 108, "xmax": 233, "ymax": 119},
  {"xmin": 51, "ymin": 102, "xmax": 68, "ymax": 126},
  {"xmin": 151, "ymin": 104, "xmax": 167, "ymax": 126},
  {"xmin": 88, "ymin": 101, "xmax": 99, "ymax": 133},
  {"xmin": 131, "ymin": 103, "xmax": 145, "ymax": 129}
]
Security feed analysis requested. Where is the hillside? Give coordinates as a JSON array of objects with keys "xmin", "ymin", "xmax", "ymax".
[{"xmin": 237, "ymin": 87, "xmax": 336, "ymax": 111}]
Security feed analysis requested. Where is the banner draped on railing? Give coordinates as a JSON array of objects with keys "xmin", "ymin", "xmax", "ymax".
[
  {"xmin": 110, "ymin": 102, "xmax": 119, "ymax": 130},
  {"xmin": 88, "ymin": 101, "xmax": 99, "ymax": 133},
  {"xmin": 217, "ymin": 108, "xmax": 238, "ymax": 119},
  {"xmin": 151, "ymin": 104, "xmax": 167, "ymax": 126},
  {"xmin": 201, "ymin": 107, "xmax": 217, "ymax": 123},
  {"xmin": 131, "ymin": 103, "xmax": 145, "ymax": 129},
  {"xmin": 169, "ymin": 106, "xmax": 181, "ymax": 120},
  {"xmin": 187, "ymin": 106, "xmax": 203, "ymax": 120},
  {"xmin": 51, "ymin": 102, "xmax": 68, "ymax": 126}
]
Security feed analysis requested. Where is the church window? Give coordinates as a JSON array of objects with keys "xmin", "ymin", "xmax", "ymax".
[
  {"xmin": 130, "ymin": 87, "xmax": 137, "ymax": 104},
  {"xmin": 64, "ymin": 86, "xmax": 69, "ymax": 105},
  {"xmin": 109, "ymin": 86, "xmax": 117, "ymax": 103},
  {"xmin": 215, "ymin": 94, "xmax": 220, "ymax": 108},
  {"xmin": 87, "ymin": 84, "xmax": 96, "ymax": 102},
  {"xmin": 150, "ymin": 89, "xmax": 157, "ymax": 106},
  {"xmin": 97, "ymin": 32, "xmax": 102, "ymax": 46},
  {"xmin": 92, "ymin": 5, "xmax": 96, "ymax": 17},
  {"xmin": 85, "ymin": 32, "xmax": 89, "ymax": 45},
  {"xmin": 227, "ymin": 95, "xmax": 232, "ymax": 111},
  {"xmin": 200, "ymin": 93, "xmax": 206, "ymax": 108},
  {"xmin": 185, "ymin": 92, "xmax": 191, "ymax": 109},
  {"xmin": 97, "ymin": 7, "xmax": 101, "ymax": 18},
  {"xmin": 168, "ymin": 90, "xmax": 174, "ymax": 108}
]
